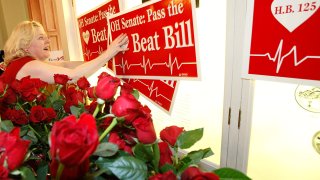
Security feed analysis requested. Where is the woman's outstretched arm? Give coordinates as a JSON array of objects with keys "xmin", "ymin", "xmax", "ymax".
[{"xmin": 18, "ymin": 33, "xmax": 129, "ymax": 84}]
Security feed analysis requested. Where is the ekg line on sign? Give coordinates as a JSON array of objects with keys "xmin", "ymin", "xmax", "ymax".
[
  {"xmin": 250, "ymin": 39, "xmax": 320, "ymax": 73},
  {"xmin": 127, "ymin": 79, "xmax": 172, "ymax": 102},
  {"xmin": 116, "ymin": 53, "xmax": 197, "ymax": 75},
  {"xmin": 83, "ymin": 46, "xmax": 104, "ymax": 59}
]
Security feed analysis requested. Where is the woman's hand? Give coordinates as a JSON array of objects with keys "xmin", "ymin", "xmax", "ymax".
[{"xmin": 108, "ymin": 33, "xmax": 129, "ymax": 55}]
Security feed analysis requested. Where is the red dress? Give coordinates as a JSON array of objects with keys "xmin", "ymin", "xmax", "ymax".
[{"xmin": 1, "ymin": 56, "xmax": 35, "ymax": 84}]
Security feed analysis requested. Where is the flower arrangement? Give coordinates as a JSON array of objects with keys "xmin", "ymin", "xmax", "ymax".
[{"xmin": 0, "ymin": 72, "xmax": 250, "ymax": 180}]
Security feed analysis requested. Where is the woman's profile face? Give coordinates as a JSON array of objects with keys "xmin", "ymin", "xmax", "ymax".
[{"xmin": 26, "ymin": 27, "xmax": 50, "ymax": 60}]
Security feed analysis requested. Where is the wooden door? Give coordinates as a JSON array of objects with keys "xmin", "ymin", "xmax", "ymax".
[{"xmin": 26, "ymin": 0, "xmax": 61, "ymax": 51}]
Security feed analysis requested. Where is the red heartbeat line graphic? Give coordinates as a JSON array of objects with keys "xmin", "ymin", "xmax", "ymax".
[
  {"xmin": 116, "ymin": 54, "xmax": 197, "ymax": 75},
  {"xmin": 83, "ymin": 46, "xmax": 104, "ymax": 59},
  {"xmin": 126, "ymin": 79, "xmax": 174, "ymax": 102},
  {"xmin": 250, "ymin": 40, "xmax": 320, "ymax": 73}
]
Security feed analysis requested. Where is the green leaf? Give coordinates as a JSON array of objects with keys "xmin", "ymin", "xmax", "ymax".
[
  {"xmin": 96, "ymin": 156, "xmax": 114, "ymax": 164},
  {"xmin": 24, "ymin": 130, "xmax": 38, "ymax": 144},
  {"xmin": 93, "ymin": 175, "xmax": 109, "ymax": 180},
  {"xmin": 20, "ymin": 166, "xmax": 36, "ymax": 180},
  {"xmin": 0, "ymin": 120, "xmax": 14, "ymax": 132},
  {"xmin": 177, "ymin": 148, "xmax": 214, "ymax": 174},
  {"xmin": 46, "ymin": 89, "xmax": 62, "ymax": 107},
  {"xmin": 118, "ymin": 150, "xmax": 132, "ymax": 157},
  {"xmin": 70, "ymin": 105, "xmax": 83, "ymax": 117},
  {"xmin": 49, "ymin": 89, "xmax": 60, "ymax": 101},
  {"xmin": 183, "ymin": 148, "xmax": 214, "ymax": 164},
  {"xmin": 152, "ymin": 143, "xmax": 160, "ymax": 173},
  {"xmin": 176, "ymin": 156, "xmax": 192, "ymax": 174},
  {"xmin": 159, "ymin": 164, "xmax": 176, "ymax": 174},
  {"xmin": 96, "ymin": 156, "xmax": 147, "ymax": 180},
  {"xmin": 176, "ymin": 128, "xmax": 203, "ymax": 149},
  {"xmin": 52, "ymin": 99, "xmax": 65, "ymax": 110},
  {"xmin": 116, "ymin": 117, "xmax": 126, "ymax": 123},
  {"xmin": 36, "ymin": 163, "xmax": 48, "ymax": 180},
  {"xmin": 20, "ymin": 125, "xmax": 29, "ymax": 136},
  {"xmin": 214, "ymin": 168, "xmax": 251, "ymax": 180},
  {"xmin": 132, "ymin": 89, "xmax": 140, "ymax": 99},
  {"xmin": 133, "ymin": 143, "xmax": 154, "ymax": 162},
  {"xmin": 93, "ymin": 142, "xmax": 119, "ymax": 157}
]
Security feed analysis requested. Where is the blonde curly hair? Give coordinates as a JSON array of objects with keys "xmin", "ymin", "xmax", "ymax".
[{"xmin": 3, "ymin": 21, "xmax": 43, "ymax": 65}]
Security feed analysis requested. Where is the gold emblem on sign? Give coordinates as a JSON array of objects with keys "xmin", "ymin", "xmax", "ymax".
[
  {"xmin": 312, "ymin": 131, "xmax": 320, "ymax": 155},
  {"xmin": 295, "ymin": 86, "xmax": 320, "ymax": 113}
]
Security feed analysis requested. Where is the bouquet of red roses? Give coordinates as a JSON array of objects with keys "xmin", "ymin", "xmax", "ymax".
[{"xmin": 0, "ymin": 72, "xmax": 250, "ymax": 180}]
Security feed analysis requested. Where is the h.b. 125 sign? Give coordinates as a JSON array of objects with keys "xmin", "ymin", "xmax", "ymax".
[{"xmin": 242, "ymin": 0, "xmax": 320, "ymax": 85}]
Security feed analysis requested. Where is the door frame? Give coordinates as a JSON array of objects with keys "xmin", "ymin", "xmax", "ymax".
[{"xmin": 221, "ymin": 0, "xmax": 254, "ymax": 173}]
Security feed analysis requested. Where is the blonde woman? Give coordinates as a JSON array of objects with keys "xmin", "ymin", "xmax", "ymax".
[{"xmin": 1, "ymin": 21, "xmax": 128, "ymax": 84}]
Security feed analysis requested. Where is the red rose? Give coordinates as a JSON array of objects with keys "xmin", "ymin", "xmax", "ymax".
[
  {"xmin": 0, "ymin": 88, "xmax": 17, "ymax": 104},
  {"xmin": 35, "ymin": 93, "xmax": 47, "ymax": 103},
  {"xmin": 77, "ymin": 76, "xmax": 90, "ymax": 90},
  {"xmin": 160, "ymin": 126, "xmax": 184, "ymax": 146},
  {"xmin": 108, "ymin": 132, "xmax": 126, "ymax": 149},
  {"xmin": 181, "ymin": 167, "xmax": 220, "ymax": 180},
  {"xmin": 63, "ymin": 86, "xmax": 85, "ymax": 113},
  {"xmin": 158, "ymin": 142, "xmax": 173, "ymax": 167},
  {"xmin": 63, "ymin": 100, "xmax": 74, "ymax": 114},
  {"xmin": 140, "ymin": 105, "xmax": 152, "ymax": 119},
  {"xmin": 3, "ymin": 109, "xmax": 28, "ymax": 125},
  {"xmin": 111, "ymin": 93, "xmax": 142, "ymax": 123},
  {"xmin": 97, "ymin": 72, "xmax": 110, "ymax": 81},
  {"xmin": 95, "ymin": 75, "xmax": 120, "ymax": 101},
  {"xmin": 122, "ymin": 130, "xmax": 137, "ymax": 146},
  {"xmin": 85, "ymin": 100, "xmax": 98, "ymax": 114},
  {"xmin": 0, "ymin": 78, "xmax": 5, "ymax": 96},
  {"xmin": 54, "ymin": 74, "xmax": 71, "ymax": 85},
  {"xmin": 50, "ymin": 113, "xmax": 99, "ymax": 166},
  {"xmin": 18, "ymin": 76, "xmax": 47, "ymax": 89},
  {"xmin": 50, "ymin": 157, "xmax": 89, "ymax": 180},
  {"xmin": 30, "ymin": 105, "xmax": 56, "ymax": 123},
  {"xmin": 86, "ymin": 87, "xmax": 96, "ymax": 98},
  {"xmin": 64, "ymin": 86, "xmax": 85, "ymax": 105},
  {"xmin": 132, "ymin": 117, "xmax": 156, "ymax": 144},
  {"xmin": 123, "ymin": 145, "xmax": 133, "ymax": 154},
  {"xmin": 0, "ymin": 127, "xmax": 31, "ymax": 171},
  {"xmin": 120, "ymin": 83, "xmax": 134, "ymax": 95},
  {"xmin": 9, "ymin": 79, "xmax": 20, "ymax": 90},
  {"xmin": 108, "ymin": 132, "xmax": 133, "ymax": 154},
  {"xmin": 14, "ymin": 76, "xmax": 47, "ymax": 102},
  {"xmin": 99, "ymin": 116, "xmax": 114, "ymax": 130},
  {"xmin": 0, "ymin": 166, "xmax": 9, "ymax": 179},
  {"xmin": 149, "ymin": 170, "xmax": 177, "ymax": 180}
]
